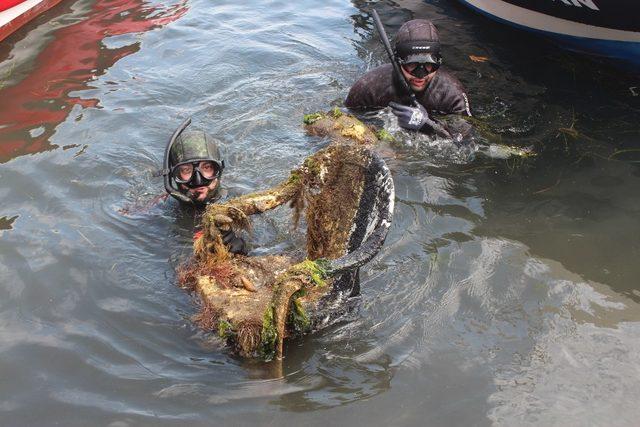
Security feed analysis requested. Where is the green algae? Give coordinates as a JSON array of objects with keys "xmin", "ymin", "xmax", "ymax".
[
  {"xmin": 261, "ymin": 304, "xmax": 278, "ymax": 360},
  {"xmin": 293, "ymin": 259, "xmax": 328, "ymax": 287},
  {"xmin": 303, "ymin": 156, "xmax": 321, "ymax": 177},
  {"xmin": 287, "ymin": 170, "xmax": 302, "ymax": 185},
  {"xmin": 303, "ymin": 112, "xmax": 324, "ymax": 125},
  {"xmin": 288, "ymin": 292, "xmax": 311, "ymax": 333},
  {"xmin": 376, "ymin": 129, "xmax": 395, "ymax": 143},
  {"xmin": 217, "ymin": 319, "xmax": 233, "ymax": 338}
]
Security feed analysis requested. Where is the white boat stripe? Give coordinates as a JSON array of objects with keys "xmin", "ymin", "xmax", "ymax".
[{"xmin": 0, "ymin": 0, "xmax": 48, "ymax": 28}]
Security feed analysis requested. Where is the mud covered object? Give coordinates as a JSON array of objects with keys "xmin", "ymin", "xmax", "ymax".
[{"xmin": 177, "ymin": 109, "xmax": 394, "ymax": 360}]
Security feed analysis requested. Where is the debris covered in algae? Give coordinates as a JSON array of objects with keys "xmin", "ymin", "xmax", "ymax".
[{"xmin": 178, "ymin": 109, "xmax": 395, "ymax": 360}]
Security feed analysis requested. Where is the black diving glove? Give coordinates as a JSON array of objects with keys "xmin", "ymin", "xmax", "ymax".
[
  {"xmin": 221, "ymin": 228, "xmax": 248, "ymax": 255},
  {"xmin": 389, "ymin": 101, "xmax": 453, "ymax": 138},
  {"xmin": 389, "ymin": 102, "xmax": 430, "ymax": 131}
]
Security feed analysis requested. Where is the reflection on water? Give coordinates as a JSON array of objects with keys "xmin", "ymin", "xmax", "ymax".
[
  {"xmin": 0, "ymin": 0, "xmax": 639, "ymax": 425},
  {"xmin": 0, "ymin": 0, "xmax": 187, "ymax": 163}
]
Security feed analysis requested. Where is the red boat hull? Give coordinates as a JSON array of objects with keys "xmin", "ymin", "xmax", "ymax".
[{"xmin": 0, "ymin": 0, "xmax": 64, "ymax": 42}]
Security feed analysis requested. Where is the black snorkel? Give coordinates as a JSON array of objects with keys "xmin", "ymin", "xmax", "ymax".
[
  {"xmin": 371, "ymin": 10, "xmax": 419, "ymax": 109},
  {"xmin": 163, "ymin": 117, "xmax": 195, "ymax": 204},
  {"xmin": 371, "ymin": 10, "xmax": 452, "ymax": 139}
]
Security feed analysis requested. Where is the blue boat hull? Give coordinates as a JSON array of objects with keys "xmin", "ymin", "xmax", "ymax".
[{"xmin": 456, "ymin": 0, "xmax": 640, "ymax": 69}]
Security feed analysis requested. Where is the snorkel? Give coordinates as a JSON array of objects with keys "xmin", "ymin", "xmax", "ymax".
[
  {"xmin": 163, "ymin": 117, "xmax": 195, "ymax": 204},
  {"xmin": 371, "ymin": 10, "xmax": 419, "ymax": 108},
  {"xmin": 371, "ymin": 10, "xmax": 452, "ymax": 139}
]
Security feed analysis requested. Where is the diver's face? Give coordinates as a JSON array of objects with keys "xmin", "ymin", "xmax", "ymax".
[
  {"xmin": 180, "ymin": 178, "xmax": 219, "ymax": 202},
  {"xmin": 401, "ymin": 63, "xmax": 436, "ymax": 92},
  {"xmin": 173, "ymin": 160, "xmax": 220, "ymax": 202}
]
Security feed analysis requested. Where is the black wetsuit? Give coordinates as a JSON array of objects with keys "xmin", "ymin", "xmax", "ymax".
[{"xmin": 345, "ymin": 64, "xmax": 472, "ymax": 138}]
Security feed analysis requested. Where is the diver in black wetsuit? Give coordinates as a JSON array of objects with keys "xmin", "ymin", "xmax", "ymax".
[
  {"xmin": 345, "ymin": 19, "xmax": 472, "ymax": 140},
  {"xmin": 163, "ymin": 120, "xmax": 247, "ymax": 255}
]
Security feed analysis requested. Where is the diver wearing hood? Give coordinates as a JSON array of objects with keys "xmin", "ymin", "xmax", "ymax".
[
  {"xmin": 164, "ymin": 119, "xmax": 247, "ymax": 254},
  {"xmin": 345, "ymin": 19, "xmax": 472, "ymax": 139}
]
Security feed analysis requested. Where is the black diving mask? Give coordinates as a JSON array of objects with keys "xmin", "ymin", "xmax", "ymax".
[
  {"xmin": 172, "ymin": 160, "xmax": 222, "ymax": 188},
  {"xmin": 401, "ymin": 60, "xmax": 440, "ymax": 78}
]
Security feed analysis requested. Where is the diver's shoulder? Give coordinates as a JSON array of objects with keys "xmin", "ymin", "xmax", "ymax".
[
  {"xmin": 431, "ymin": 68, "xmax": 471, "ymax": 116},
  {"xmin": 356, "ymin": 63, "xmax": 393, "ymax": 81},
  {"xmin": 433, "ymin": 67, "xmax": 466, "ymax": 91},
  {"xmin": 346, "ymin": 63, "xmax": 395, "ymax": 109}
]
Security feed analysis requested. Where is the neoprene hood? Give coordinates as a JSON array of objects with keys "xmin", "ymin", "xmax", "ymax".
[
  {"xmin": 163, "ymin": 119, "xmax": 225, "ymax": 205},
  {"xmin": 394, "ymin": 19, "xmax": 441, "ymax": 64}
]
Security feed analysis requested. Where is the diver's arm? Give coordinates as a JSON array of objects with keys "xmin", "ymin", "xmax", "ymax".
[
  {"xmin": 430, "ymin": 115, "xmax": 475, "ymax": 145},
  {"xmin": 418, "ymin": 113, "xmax": 456, "ymax": 139},
  {"xmin": 421, "ymin": 88, "xmax": 473, "ymax": 142},
  {"xmin": 197, "ymin": 173, "xmax": 300, "ymax": 260},
  {"xmin": 448, "ymin": 91, "xmax": 472, "ymax": 117},
  {"xmin": 212, "ymin": 176, "xmax": 300, "ymax": 217}
]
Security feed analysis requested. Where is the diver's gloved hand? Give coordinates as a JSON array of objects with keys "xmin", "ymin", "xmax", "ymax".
[
  {"xmin": 389, "ymin": 102, "xmax": 430, "ymax": 131},
  {"xmin": 221, "ymin": 229, "xmax": 248, "ymax": 255},
  {"xmin": 389, "ymin": 101, "xmax": 453, "ymax": 138},
  {"xmin": 221, "ymin": 228, "xmax": 235, "ymax": 245}
]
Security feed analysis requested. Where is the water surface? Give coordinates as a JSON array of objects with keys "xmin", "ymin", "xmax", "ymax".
[{"xmin": 1, "ymin": 0, "xmax": 639, "ymax": 425}]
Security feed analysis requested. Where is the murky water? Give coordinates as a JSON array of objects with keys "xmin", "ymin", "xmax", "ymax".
[{"xmin": 1, "ymin": 0, "xmax": 639, "ymax": 425}]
